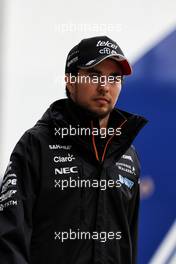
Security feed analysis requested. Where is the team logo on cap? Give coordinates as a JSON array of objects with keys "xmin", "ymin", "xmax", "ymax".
[
  {"xmin": 99, "ymin": 48, "xmax": 118, "ymax": 55},
  {"xmin": 85, "ymin": 60, "xmax": 96, "ymax": 66},
  {"xmin": 96, "ymin": 40, "xmax": 119, "ymax": 50}
]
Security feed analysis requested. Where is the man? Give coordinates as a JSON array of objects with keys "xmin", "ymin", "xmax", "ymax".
[{"xmin": 0, "ymin": 36, "xmax": 147, "ymax": 264}]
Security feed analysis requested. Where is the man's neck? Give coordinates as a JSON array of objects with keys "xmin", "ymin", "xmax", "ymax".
[
  {"xmin": 99, "ymin": 114, "xmax": 110, "ymax": 129},
  {"xmin": 68, "ymin": 98, "xmax": 111, "ymax": 129}
]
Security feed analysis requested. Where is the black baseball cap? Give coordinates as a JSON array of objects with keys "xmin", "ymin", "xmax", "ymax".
[{"xmin": 65, "ymin": 36, "xmax": 132, "ymax": 75}]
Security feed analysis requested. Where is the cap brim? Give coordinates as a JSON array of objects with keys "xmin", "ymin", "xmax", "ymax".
[{"xmin": 78, "ymin": 54, "xmax": 132, "ymax": 75}]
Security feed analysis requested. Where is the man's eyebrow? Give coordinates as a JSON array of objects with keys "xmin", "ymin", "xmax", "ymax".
[
  {"xmin": 86, "ymin": 68, "xmax": 101, "ymax": 74},
  {"xmin": 85, "ymin": 68, "xmax": 122, "ymax": 76},
  {"xmin": 110, "ymin": 72, "xmax": 123, "ymax": 76}
]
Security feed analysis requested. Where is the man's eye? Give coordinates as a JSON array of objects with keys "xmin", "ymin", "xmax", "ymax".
[
  {"xmin": 109, "ymin": 75, "xmax": 116, "ymax": 81},
  {"xmin": 107, "ymin": 75, "xmax": 120, "ymax": 82},
  {"xmin": 114, "ymin": 76, "xmax": 122, "ymax": 82}
]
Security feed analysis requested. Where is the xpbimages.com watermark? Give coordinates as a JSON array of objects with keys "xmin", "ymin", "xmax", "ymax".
[
  {"xmin": 55, "ymin": 73, "xmax": 123, "ymax": 87},
  {"xmin": 54, "ymin": 126, "xmax": 122, "ymax": 139},
  {"xmin": 54, "ymin": 229, "xmax": 122, "ymax": 243},
  {"xmin": 54, "ymin": 177, "xmax": 122, "ymax": 191},
  {"xmin": 66, "ymin": 73, "xmax": 122, "ymax": 86},
  {"xmin": 54, "ymin": 23, "xmax": 123, "ymax": 34}
]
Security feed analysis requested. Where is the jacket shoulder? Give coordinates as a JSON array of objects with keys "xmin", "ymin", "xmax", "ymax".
[{"xmin": 23, "ymin": 122, "xmax": 52, "ymax": 142}]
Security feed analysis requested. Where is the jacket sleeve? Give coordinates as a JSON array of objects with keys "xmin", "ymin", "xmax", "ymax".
[
  {"xmin": 128, "ymin": 146, "xmax": 141, "ymax": 264},
  {"xmin": 0, "ymin": 131, "xmax": 39, "ymax": 264}
]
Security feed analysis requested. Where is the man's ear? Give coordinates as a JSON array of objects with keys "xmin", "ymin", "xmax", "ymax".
[{"xmin": 65, "ymin": 73, "xmax": 76, "ymax": 95}]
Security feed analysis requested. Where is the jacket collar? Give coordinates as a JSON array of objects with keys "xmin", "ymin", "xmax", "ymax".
[
  {"xmin": 50, "ymin": 98, "xmax": 129, "ymax": 129},
  {"xmin": 39, "ymin": 98, "xmax": 148, "ymax": 139},
  {"xmin": 36, "ymin": 98, "xmax": 148, "ymax": 163}
]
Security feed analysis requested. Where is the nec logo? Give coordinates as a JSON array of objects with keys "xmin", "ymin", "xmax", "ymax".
[{"xmin": 55, "ymin": 166, "xmax": 78, "ymax": 175}]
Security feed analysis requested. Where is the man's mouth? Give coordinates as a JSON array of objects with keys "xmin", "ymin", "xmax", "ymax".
[{"xmin": 94, "ymin": 97, "xmax": 110, "ymax": 104}]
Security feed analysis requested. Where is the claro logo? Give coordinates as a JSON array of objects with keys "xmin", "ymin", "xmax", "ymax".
[{"xmin": 55, "ymin": 166, "xmax": 78, "ymax": 175}]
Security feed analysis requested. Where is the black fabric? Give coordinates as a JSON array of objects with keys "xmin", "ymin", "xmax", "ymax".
[{"xmin": 0, "ymin": 98, "xmax": 148, "ymax": 264}]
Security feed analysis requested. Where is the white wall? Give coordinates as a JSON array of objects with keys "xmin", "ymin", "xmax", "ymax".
[{"xmin": 1, "ymin": 0, "xmax": 176, "ymax": 177}]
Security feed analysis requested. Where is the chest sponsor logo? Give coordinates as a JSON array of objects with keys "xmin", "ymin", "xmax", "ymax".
[
  {"xmin": 55, "ymin": 166, "xmax": 78, "ymax": 175},
  {"xmin": 116, "ymin": 162, "xmax": 136, "ymax": 175},
  {"xmin": 119, "ymin": 174, "xmax": 134, "ymax": 189},
  {"xmin": 53, "ymin": 154, "xmax": 75, "ymax": 163},
  {"xmin": 122, "ymin": 155, "xmax": 133, "ymax": 162},
  {"xmin": 49, "ymin": 144, "xmax": 72, "ymax": 150}
]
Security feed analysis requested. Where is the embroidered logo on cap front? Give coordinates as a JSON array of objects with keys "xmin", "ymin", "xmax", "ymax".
[
  {"xmin": 99, "ymin": 48, "xmax": 118, "ymax": 55},
  {"xmin": 96, "ymin": 40, "xmax": 119, "ymax": 50},
  {"xmin": 85, "ymin": 60, "xmax": 96, "ymax": 66}
]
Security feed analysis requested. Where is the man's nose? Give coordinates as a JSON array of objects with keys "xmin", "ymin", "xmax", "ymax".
[{"xmin": 97, "ymin": 76, "xmax": 110, "ymax": 93}]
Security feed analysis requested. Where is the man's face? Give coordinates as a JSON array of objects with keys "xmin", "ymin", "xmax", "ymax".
[{"xmin": 66, "ymin": 58, "xmax": 123, "ymax": 118}]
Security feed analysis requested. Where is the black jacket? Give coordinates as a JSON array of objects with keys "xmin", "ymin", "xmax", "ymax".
[{"xmin": 0, "ymin": 98, "xmax": 147, "ymax": 264}]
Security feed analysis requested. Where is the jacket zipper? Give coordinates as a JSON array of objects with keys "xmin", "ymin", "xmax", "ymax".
[{"xmin": 91, "ymin": 119, "xmax": 127, "ymax": 163}]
